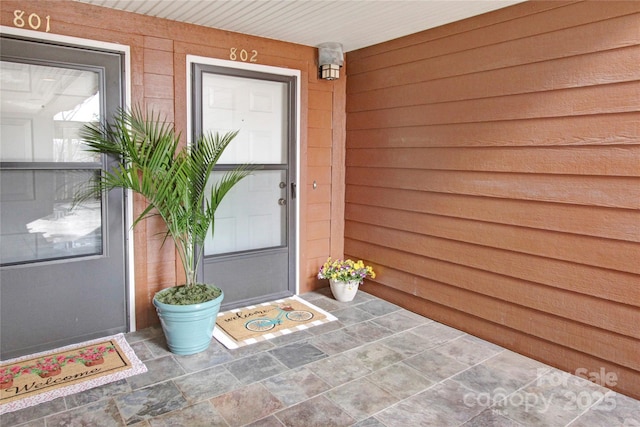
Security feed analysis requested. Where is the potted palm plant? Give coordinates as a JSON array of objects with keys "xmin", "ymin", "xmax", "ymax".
[{"xmin": 78, "ymin": 106, "xmax": 253, "ymax": 355}]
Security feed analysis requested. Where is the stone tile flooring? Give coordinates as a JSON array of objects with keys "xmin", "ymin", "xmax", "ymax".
[{"xmin": 3, "ymin": 289, "xmax": 639, "ymax": 426}]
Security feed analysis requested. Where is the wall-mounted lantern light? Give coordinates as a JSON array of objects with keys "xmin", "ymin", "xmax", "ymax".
[{"xmin": 318, "ymin": 42, "xmax": 344, "ymax": 80}]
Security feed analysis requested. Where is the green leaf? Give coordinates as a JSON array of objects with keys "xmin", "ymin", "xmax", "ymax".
[{"xmin": 76, "ymin": 106, "xmax": 255, "ymax": 293}]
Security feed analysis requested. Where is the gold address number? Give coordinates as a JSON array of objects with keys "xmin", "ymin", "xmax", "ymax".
[
  {"xmin": 13, "ymin": 10, "xmax": 51, "ymax": 32},
  {"xmin": 230, "ymin": 48, "xmax": 258, "ymax": 63}
]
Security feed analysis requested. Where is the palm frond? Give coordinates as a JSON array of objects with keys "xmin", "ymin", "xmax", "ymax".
[{"xmin": 76, "ymin": 107, "xmax": 251, "ymax": 287}]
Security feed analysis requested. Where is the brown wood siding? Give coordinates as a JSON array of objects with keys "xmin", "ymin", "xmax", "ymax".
[
  {"xmin": 305, "ymin": 72, "xmax": 347, "ymax": 286},
  {"xmin": 1, "ymin": 1, "xmax": 344, "ymax": 329},
  {"xmin": 345, "ymin": 0, "xmax": 640, "ymax": 400}
]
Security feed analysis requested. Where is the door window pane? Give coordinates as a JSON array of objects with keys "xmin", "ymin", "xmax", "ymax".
[
  {"xmin": 0, "ymin": 62, "xmax": 100, "ymax": 162},
  {"xmin": 0, "ymin": 169, "xmax": 102, "ymax": 265},
  {"xmin": 204, "ymin": 170, "xmax": 286, "ymax": 255},
  {"xmin": 202, "ymin": 73, "xmax": 288, "ymax": 164}
]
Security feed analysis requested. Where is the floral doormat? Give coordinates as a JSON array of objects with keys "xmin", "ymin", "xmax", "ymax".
[
  {"xmin": 213, "ymin": 295, "xmax": 338, "ymax": 349},
  {"xmin": 0, "ymin": 334, "xmax": 146, "ymax": 414}
]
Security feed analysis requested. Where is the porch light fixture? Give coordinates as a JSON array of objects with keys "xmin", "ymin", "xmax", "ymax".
[{"xmin": 318, "ymin": 42, "xmax": 344, "ymax": 80}]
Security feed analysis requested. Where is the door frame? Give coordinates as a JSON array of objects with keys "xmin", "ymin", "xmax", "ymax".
[
  {"xmin": 186, "ymin": 55, "xmax": 301, "ymax": 296},
  {"xmin": 0, "ymin": 26, "xmax": 136, "ymax": 331}
]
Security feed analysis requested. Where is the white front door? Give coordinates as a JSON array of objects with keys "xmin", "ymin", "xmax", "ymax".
[{"xmin": 193, "ymin": 64, "xmax": 297, "ymax": 308}]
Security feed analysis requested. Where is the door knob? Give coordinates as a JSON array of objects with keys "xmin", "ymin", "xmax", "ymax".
[{"xmin": 278, "ymin": 198, "xmax": 287, "ymax": 206}]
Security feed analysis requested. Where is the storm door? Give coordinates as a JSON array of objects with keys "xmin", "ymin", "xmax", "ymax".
[
  {"xmin": 0, "ymin": 36, "xmax": 127, "ymax": 359},
  {"xmin": 193, "ymin": 64, "xmax": 297, "ymax": 309}
]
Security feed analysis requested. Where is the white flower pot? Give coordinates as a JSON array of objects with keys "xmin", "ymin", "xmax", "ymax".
[{"xmin": 329, "ymin": 279, "xmax": 360, "ymax": 302}]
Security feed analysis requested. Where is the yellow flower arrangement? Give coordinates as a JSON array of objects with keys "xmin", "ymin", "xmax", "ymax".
[{"xmin": 317, "ymin": 257, "xmax": 376, "ymax": 284}]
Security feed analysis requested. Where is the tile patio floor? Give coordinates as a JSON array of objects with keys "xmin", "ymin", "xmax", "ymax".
[{"xmin": 3, "ymin": 289, "xmax": 639, "ymax": 426}]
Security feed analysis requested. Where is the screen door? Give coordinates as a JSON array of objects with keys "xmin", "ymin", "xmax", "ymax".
[
  {"xmin": 0, "ymin": 36, "xmax": 127, "ymax": 359},
  {"xmin": 193, "ymin": 64, "xmax": 297, "ymax": 308}
]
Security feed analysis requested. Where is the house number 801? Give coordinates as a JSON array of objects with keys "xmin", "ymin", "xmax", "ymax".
[
  {"xmin": 230, "ymin": 48, "xmax": 258, "ymax": 63},
  {"xmin": 13, "ymin": 10, "xmax": 51, "ymax": 32}
]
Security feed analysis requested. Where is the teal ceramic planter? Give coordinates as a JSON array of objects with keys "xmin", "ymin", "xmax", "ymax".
[{"xmin": 153, "ymin": 286, "xmax": 224, "ymax": 355}]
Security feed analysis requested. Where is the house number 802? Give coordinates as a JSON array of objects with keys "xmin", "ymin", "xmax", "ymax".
[
  {"xmin": 230, "ymin": 48, "xmax": 258, "ymax": 63},
  {"xmin": 13, "ymin": 10, "xmax": 51, "ymax": 32}
]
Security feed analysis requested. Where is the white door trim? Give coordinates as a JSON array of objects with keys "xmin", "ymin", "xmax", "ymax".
[
  {"xmin": 0, "ymin": 25, "xmax": 136, "ymax": 331},
  {"xmin": 186, "ymin": 55, "xmax": 301, "ymax": 295}
]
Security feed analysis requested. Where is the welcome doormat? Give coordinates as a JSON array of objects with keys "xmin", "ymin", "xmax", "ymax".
[
  {"xmin": 213, "ymin": 295, "xmax": 338, "ymax": 349},
  {"xmin": 0, "ymin": 334, "xmax": 147, "ymax": 414}
]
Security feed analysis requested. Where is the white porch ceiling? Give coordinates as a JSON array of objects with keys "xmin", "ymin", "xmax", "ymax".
[{"xmin": 75, "ymin": 0, "xmax": 526, "ymax": 52}]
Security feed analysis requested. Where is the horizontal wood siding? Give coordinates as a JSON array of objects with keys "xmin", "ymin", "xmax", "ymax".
[
  {"xmin": 306, "ymin": 82, "xmax": 337, "ymax": 283},
  {"xmin": 1, "ymin": 1, "xmax": 344, "ymax": 329},
  {"xmin": 345, "ymin": 1, "xmax": 640, "ymax": 399}
]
